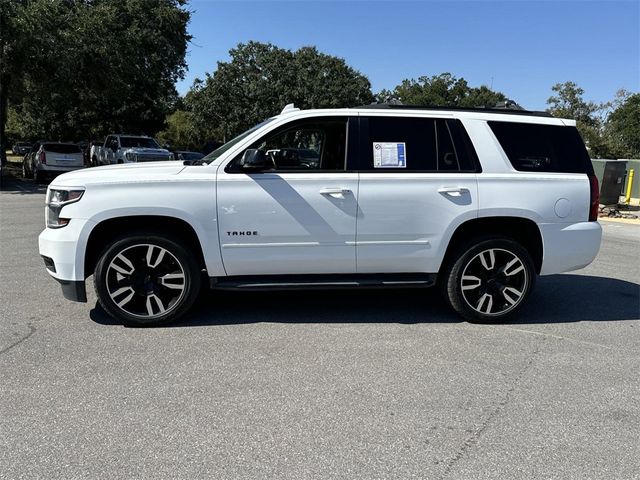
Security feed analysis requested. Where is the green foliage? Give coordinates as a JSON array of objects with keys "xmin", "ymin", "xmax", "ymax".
[
  {"xmin": 156, "ymin": 110, "xmax": 200, "ymax": 150},
  {"xmin": 1, "ymin": 0, "xmax": 190, "ymax": 147},
  {"xmin": 546, "ymin": 81, "xmax": 628, "ymax": 158},
  {"xmin": 380, "ymin": 73, "xmax": 507, "ymax": 108},
  {"xmin": 546, "ymin": 82, "xmax": 602, "ymax": 125},
  {"xmin": 605, "ymin": 91, "xmax": 640, "ymax": 158},
  {"xmin": 187, "ymin": 42, "xmax": 374, "ymax": 140}
]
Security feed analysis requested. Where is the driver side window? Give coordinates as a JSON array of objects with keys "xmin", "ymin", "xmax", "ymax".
[{"xmin": 228, "ymin": 118, "xmax": 347, "ymax": 172}]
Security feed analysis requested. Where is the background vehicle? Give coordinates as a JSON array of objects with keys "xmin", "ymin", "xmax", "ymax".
[
  {"xmin": 23, "ymin": 142, "xmax": 86, "ymax": 182},
  {"xmin": 87, "ymin": 141, "xmax": 104, "ymax": 166},
  {"xmin": 12, "ymin": 142, "xmax": 32, "ymax": 156},
  {"xmin": 39, "ymin": 104, "xmax": 602, "ymax": 326},
  {"xmin": 98, "ymin": 135, "xmax": 172, "ymax": 164}
]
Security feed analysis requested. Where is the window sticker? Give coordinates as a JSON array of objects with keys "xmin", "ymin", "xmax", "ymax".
[{"xmin": 373, "ymin": 142, "xmax": 406, "ymax": 168}]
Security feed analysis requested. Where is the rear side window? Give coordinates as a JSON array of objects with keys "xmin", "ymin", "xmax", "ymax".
[
  {"xmin": 359, "ymin": 117, "xmax": 479, "ymax": 172},
  {"xmin": 488, "ymin": 122, "xmax": 594, "ymax": 174},
  {"xmin": 43, "ymin": 144, "xmax": 82, "ymax": 154}
]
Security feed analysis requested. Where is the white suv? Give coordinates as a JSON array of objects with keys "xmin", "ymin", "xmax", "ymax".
[{"xmin": 38, "ymin": 104, "xmax": 602, "ymax": 326}]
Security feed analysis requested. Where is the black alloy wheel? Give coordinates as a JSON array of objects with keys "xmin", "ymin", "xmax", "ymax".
[
  {"xmin": 443, "ymin": 238, "xmax": 535, "ymax": 322},
  {"xmin": 94, "ymin": 234, "xmax": 201, "ymax": 326}
]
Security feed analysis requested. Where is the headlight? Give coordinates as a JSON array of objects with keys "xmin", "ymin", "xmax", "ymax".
[{"xmin": 45, "ymin": 188, "xmax": 84, "ymax": 228}]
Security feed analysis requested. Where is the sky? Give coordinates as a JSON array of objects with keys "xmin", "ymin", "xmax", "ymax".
[{"xmin": 177, "ymin": 0, "xmax": 640, "ymax": 110}]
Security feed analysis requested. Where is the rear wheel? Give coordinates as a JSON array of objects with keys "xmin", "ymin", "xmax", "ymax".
[
  {"xmin": 94, "ymin": 234, "xmax": 201, "ymax": 326},
  {"xmin": 443, "ymin": 238, "xmax": 535, "ymax": 323}
]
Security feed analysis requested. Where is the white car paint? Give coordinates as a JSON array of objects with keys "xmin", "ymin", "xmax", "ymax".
[{"xmin": 38, "ymin": 107, "xmax": 602, "ymax": 296}]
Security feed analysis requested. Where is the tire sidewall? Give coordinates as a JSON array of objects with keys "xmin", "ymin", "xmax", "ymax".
[
  {"xmin": 94, "ymin": 234, "xmax": 201, "ymax": 326},
  {"xmin": 445, "ymin": 237, "xmax": 536, "ymax": 323}
]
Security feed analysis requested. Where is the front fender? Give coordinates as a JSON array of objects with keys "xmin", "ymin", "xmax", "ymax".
[{"xmin": 59, "ymin": 179, "xmax": 224, "ymax": 278}]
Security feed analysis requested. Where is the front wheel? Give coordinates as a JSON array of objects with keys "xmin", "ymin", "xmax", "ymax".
[
  {"xmin": 94, "ymin": 234, "xmax": 201, "ymax": 326},
  {"xmin": 443, "ymin": 238, "xmax": 535, "ymax": 323}
]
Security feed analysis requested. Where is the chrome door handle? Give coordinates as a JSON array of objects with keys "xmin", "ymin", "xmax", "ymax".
[
  {"xmin": 320, "ymin": 188, "xmax": 351, "ymax": 199},
  {"xmin": 437, "ymin": 186, "xmax": 469, "ymax": 197}
]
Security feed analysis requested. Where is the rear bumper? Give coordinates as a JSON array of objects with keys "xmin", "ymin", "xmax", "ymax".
[
  {"xmin": 36, "ymin": 165, "xmax": 87, "ymax": 174},
  {"xmin": 539, "ymin": 221, "xmax": 602, "ymax": 275}
]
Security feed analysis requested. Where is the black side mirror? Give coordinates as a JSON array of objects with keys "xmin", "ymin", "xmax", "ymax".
[{"xmin": 240, "ymin": 149, "xmax": 269, "ymax": 172}]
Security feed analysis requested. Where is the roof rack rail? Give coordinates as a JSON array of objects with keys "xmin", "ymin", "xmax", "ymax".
[{"xmin": 358, "ymin": 103, "xmax": 553, "ymax": 117}]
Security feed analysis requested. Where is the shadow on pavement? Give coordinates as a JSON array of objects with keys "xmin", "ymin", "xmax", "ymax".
[
  {"xmin": 89, "ymin": 274, "xmax": 640, "ymax": 328},
  {"xmin": 0, "ymin": 172, "xmax": 48, "ymax": 194}
]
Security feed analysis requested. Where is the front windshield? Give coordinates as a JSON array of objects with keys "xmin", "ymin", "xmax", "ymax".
[
  {"xmin": 120, "ymin": 137, "xmax": 160, "ymax": 148},
  {"xmin": 203, "ymin": 118, "xmax": 274, "ymax": 164}
]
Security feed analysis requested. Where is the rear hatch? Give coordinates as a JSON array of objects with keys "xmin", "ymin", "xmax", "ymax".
[{"xmin": 43, "ymin": 144, "xmax": 84, "ymax": 167}]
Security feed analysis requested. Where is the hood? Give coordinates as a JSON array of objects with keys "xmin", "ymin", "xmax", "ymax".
[{"xmin": 50, "ymin": 161, "xmax": 187, "ymax": 188}]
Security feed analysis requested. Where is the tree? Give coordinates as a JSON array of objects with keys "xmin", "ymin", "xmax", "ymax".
[
  {"xmin": 546, "ymin": 81, "xmax": 610, "ymax": 157},
  {"xmin": 0, "ymin": 0, "xmax": 59, "ymax": 163},
  {"xmin": 1, "ymin": 0, "xmax": 190, "ymax": 163},
  {"xmin": 605, "ymin": 91, "xmax": 640, "ymax": 158},
  {"xmin": 380, "ymin": 73, "xmax": 508, "ymax": 108},
  {"xmin": 187, "ymin": 42, "xmax": 374, "ymax": 140},
  {"xmin": 156, "ymin": 110, "xmax": 200, "ymax": 150}
]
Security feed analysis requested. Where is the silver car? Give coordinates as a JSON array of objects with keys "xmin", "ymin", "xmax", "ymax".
[{"xmin": 23, "ymin": 142, "xmax": 87, "ymax": 183}]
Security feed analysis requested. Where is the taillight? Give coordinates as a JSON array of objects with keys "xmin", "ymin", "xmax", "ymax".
[
  {"xmin": 588, "ymin": 174, "xmax": 599, "ymax": 221},
  {"xmin": 39, "ymin": 150, "xmax": 46, "ymax": 165}
]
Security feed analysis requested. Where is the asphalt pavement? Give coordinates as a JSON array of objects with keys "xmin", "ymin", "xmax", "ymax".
[{"xmin": 1, "ymin": 174, "xmax": 639, "ymax": 479}]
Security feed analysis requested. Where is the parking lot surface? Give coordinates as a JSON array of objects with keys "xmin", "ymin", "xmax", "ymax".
[{"xmin": 1, "ymin": 175, "xmax": 639, "ymax": 479}]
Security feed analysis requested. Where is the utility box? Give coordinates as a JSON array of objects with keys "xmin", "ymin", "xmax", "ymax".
[{"xmin": 594, "ymin": 159, "xmax": 627, "ymax": 205}]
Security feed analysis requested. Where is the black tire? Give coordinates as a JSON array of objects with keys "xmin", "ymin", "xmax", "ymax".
[
  {"xmin": 94, "ymin": 234, "xmax": 202, "ymax": 326},
  {"xmin": 442, "ymin": 237, "xmax": 535, "ymax": 323}
]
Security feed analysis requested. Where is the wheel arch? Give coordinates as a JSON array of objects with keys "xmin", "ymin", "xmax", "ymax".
[
  {"xmin": 84, "ymin": 215, "xmax": 208, "ymax": 279},
  {"xmin": 440, "ymin": 216, "xmax": 543, "ymax": 275}
]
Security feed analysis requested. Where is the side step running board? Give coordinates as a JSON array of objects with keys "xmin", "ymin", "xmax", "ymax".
[{"xmin": 210, "ymin": 273, "xmax": 436, "ymax": 291}]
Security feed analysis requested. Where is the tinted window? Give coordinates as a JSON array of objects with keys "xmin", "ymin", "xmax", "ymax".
[
  {"xmin": 436, "ymin": 120, "xmax": 459, "ymax": 171},
  {"xmin": 362, "ymin": 117, "xmax": 436, "ymax": 171},
  {"xmin": 43, "ymin": 144, "xmax": 82, "ymax": 154},
  {"xmin": 204, "ymin": 119, "xmax": 274, "ymax": 164},
  {"xmin": 489, "ymin": 121, "xmax": 593, "ymax": 173},
  {"xmin": 228, "ymin": 118, "xmax": 347, "ymax": 172},
  {"xmin": 120, "ymin": 137, "xmax": 159, "ymax": 148},
  {"xmin": 360, "ymin": 117, "xmax": 478, "ymax": 172}
]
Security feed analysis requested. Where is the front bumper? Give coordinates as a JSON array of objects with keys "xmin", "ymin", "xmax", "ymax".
[
  {"xmin": 57, "ymin": 278, "xmax": 87, "ymax": 302},
  {"xmin": 39, "ymin": 218, "xmax": 95, "ymax": 303}
]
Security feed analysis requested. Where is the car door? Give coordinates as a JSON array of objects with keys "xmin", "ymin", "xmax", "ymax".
[
  {"xmin": 355, "ymin": 115, "xmax": 479, "ymax": 273},
  {"xmin": 217, "ymin": 116, "xmax": 359, "ymax": 276}
]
